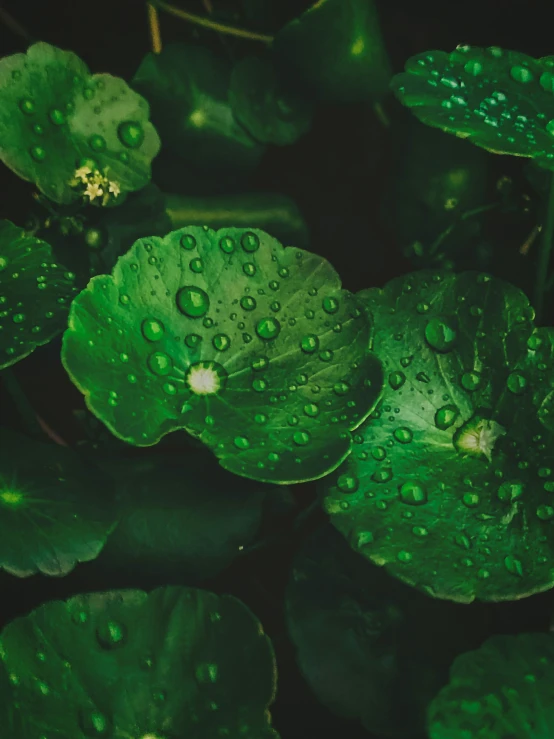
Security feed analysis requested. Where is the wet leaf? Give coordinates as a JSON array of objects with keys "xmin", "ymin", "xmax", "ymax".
[
  {"xmin": 0, "ymin": 220, "xmax": 79, "ymax": 369},
  {"xmin": 62, "ymin": 226, "xmax": 383, "ymax": 484},
  {"xmin": 321, "ymin": 271, "xmax": 554, "ymax": 602},
  {"xmin": 229, "ymin": 54, "xmax": 314, "ymax": 145},
  {"xmin": 0, "ymin": 42, "xmax": 160, "ymax": 204},
  {"xmin": 273, "ymin": 0, "xmax": 392, "ymax": 103},
  {"xmin": 0, "ymin": 428, "xmax": 116, "ymax": 577},
  {"xmin": 0, "ymin": 586, "xmax": 279, "ymax": 738},
  {"xmin": 428, "ymin": 632, "xmax": 554, "ymax": 738},
  {"xmin": 132, "ymin": 43, "xmax": 265, "ymax": 194},
  {"xmin": 287, "ymin": 525, "xmax": 488, "ymax": 738},
  {"xmin": 392, "ymin": 47, "xmax": 554, "ymax": 171}
]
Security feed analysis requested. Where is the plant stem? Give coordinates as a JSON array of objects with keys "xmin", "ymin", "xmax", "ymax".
[
  {"xmin": 146, "ymin": 3, "xmax": 163, "ymax": 54},
  {"xmin": 151, "ymin": 0, "xmax": 273, "ymax": 44},
  {"xmin": 1, "ymin": 368, "xmax": 43, "ymax": 439},
  {"xmin": 534, "ymin": 172, "xmax": 554, "ymax": 324},
  {"xmin": 0, "ymin": 6, "xmax": 32, "ymax": 43}
]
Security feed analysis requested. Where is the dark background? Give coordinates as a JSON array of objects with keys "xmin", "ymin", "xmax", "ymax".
[{"xmin": 1, "ymin": 1, "xmax": 553, "ymax": 738}]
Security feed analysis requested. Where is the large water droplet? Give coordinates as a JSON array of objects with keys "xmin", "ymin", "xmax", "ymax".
[
  {"xmin": 510, "ymin": 65, "xmax": 534, "ymax": 83},
  {"xmin": 96, "ymin": 619, "xmax": 127, "ymax": 649},
  {"xmin": 241, "ymin": 231, "xmax": 260, "ymax": 252},
  {"xmin": 293, "ymin": 430, "xmax": 311, "ymax": 446},
  {"xmin": 147, "ymin": 351, "xmax": 172, "ymax": 376},
  {"xmin": 49, "ymin": 108, "xmax": 66, "ymax": 126},
  {"xmin": 435, "ymin": 404, "xmax": 459, "ymax": 430},
  {"xmin": 118, "ymin": 120, "xmax": 145, "ymax": 148},
  {"xmin": 425, "ymin": 317, "xmax": 457, "ymax": 352},
  {"xmin": 399, "ymin": 481, "xmax": 428, "ymax": 505},
  {"xmin": 176, "ymin": 286, "xmax": 210, "ymax": 317},
  {"xmin": 141, "ymin": 318, "xmax": 165, "ymax": 341},
  {"xmin": 256, "ymin": 317, "xmax": 281, "ymax": 340},
  {"xmin": 389, "ymin": 371, "xmax": 406, "ymax": 390},
  {"xmin": 212, "ymin": 333, "xmax": 231, "ymax": 351},
  {"xmin": 394, "ymin": 427, "xmax": 413, "ymax": 444},
  {"xmin": 497, "ymin": 481, "xmax": 524, "ymax": 503}
]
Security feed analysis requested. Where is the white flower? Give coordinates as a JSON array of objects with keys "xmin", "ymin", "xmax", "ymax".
[
  {"xmin": 108, "ymin": 180, "xmax": 121, "ymax": 198},
  {"xmin": 74, "ymin": 165, "xmax": 92, "ymax": 182},
  {"xmin": 84, "ymin": 182, "xmax": 104, "ymax": 201}
]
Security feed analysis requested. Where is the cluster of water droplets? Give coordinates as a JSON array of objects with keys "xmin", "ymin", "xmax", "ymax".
[
  {"xmin": 326, "ymin": 272, "xmax": 554, "ymax": 591},
  {"xmin": 397, "ymin": 46, "xmax": 554, "ymax": 161}
]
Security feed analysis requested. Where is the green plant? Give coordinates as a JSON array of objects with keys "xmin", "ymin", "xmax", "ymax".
[{"xmin": 0, "ymin": 3, "xmax": 553, "ymax": 738}]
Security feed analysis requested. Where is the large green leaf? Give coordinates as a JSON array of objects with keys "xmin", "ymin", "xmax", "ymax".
[
  {"xmin": 62, "ymin": 226, "xmax": 383, "ymax": 484},
  {"xmin": 286, "ymin": 525, "xmax": 488, "ymax": 739},
  {"xmin": 97, "ymin": 452, "xmax": 286, "ymax": 579},
  {"xmin": 273, "ymin": 0, "xmax": 392, "ymax": 103},
  {"xmin": 0, "ymin": 586, "xmax": 279, "ymax": 738},
  {"xmin": 0, "ymin": 428, "xmax": 116, "ymax": 577},
  {"xmin": 131, "ymin": 43, "xmax": 265, "ymax": 194},
  {"xmin": 428, "ymin": 633, "xmax": 554, "ymax": 738},
  {"xmin": 392, "ymin": 46, "xmax": 554, "ymax": 170},
  {"xmin": 229, "ymin": 54, "xmax": 314, "ymax": 145},
  {"xmin": 0, "ymin": 220, "xmax": 79, "ymax": 369},
  {"xmin": 321, "ymin": 271, "xmax": 554, "ymax": 602},
  {"xmin": 0, "ymin": 42, "xmax": 160, "ymax": 204}
]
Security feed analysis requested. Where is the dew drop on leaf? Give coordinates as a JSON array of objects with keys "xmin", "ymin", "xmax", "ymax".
[
  {"xmin": 141, "ymin": 318, "xmax": 165, "ymax": 342},
  {"xmin": 176, "ymin": 286, "xmax": 210, "ymax": 318},
  {"xmin": 434, "ymin": 404, "xmax": 460, "ymax": 430},
  {"xmin": 88, "ymin": 134, "xmax": 107, "ymax": 152},
  {"xmin": 147, "ymin": 351, "xmax": 172, "ymax": 376},
  {"xmin": 117, "ymin": 120, "xmax": 145, "ymax": 149},
  {"xmin": 255, "ymin": 317, "xmax": 281, "ymax": 340},
  {"xmin": 96, "ymin": 619, "xmax": 127, "ymax": 649},
  {"xmin": 425, "ymin": 317, "xmax": 457, "ymax": 352}
]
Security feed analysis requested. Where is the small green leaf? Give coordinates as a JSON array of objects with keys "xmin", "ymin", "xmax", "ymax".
[
  {"xmin": 287, "ymin": 525, "xmax": 489, "ymax": 738},
  {"xmin": 229, "ymin": 54, "xmax": 314, "ymax": 145},
  {"xmin": 392, "ymin": 46, "xmax": 554, "ymax": 170},
  {"xmin": 0, "ymin": 586, "xmax": 279, "ymax": 738},
  {"xmin": 428, "ymin": 632, "xmax": 554, "ymax": 738},
  {"xmin": 321, "ymin": 271, "xmax": 554, "ymax": 602},
  {"xmin": 0, "ymin": 42, "xmax": 160, "ymax": 204},
  {"xmin": 273, "ymin": 0, "xmax": 392, "ymax": 103},
  {"xmin": 0, "ymin": 220, "xmax": 79, "ymax": 369},
  {"xmin": 0, "ymin": 428, "xmax": 116, "ymax": 577},
  {"xmin": 97, "ymin": 452, "xmax": 286, "ymax": 579},
  {"xmin": 132, "ymin": 43, "xmax": 265, "ymax": 194},
  {"xmin": 61, "ymin": 226, "xmax": 383, "ymax": 484}
]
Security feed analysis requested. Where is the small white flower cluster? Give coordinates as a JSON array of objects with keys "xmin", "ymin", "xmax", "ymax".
[{"xmin": 71, "ymin": 165, "xmax": 121, "ymax": 206}]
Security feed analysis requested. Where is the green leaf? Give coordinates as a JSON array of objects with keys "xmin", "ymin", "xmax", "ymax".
[
  {"xmin": 61, "ymin": 226, "xmax": 383, "ymax": 484},
  {"xmin": 229, "ymin": 54, "xmax": 314, "ymax": 145},
  {"xmin": 0, "ymin": 42, "xmax": 160, "ymax": 204},
  {"xmin": 0, "ymin": 428, "xmax": 116, "ymax": 577},
  {"xmin": 427, "ymin": 632, "xmax": 554, "ymax": 738},
  {"xmin": 273, "ymin": 0, "xmax": 392, "ymax": 103},
  {"xmin": 0, "ymin": 585, "xmax": 279, "ymax": 738},
  {"xmin": 287, "ymin": 525, "xmax": 489, "ymax": 739},
  {"xmin": 131, "ymin": 43, "xmax": 265, "ymax": 194},
  {"xmin": 165, "ymin": 190, "xmax": 311, "ymax": 249},
  {"xmin": 97, "ymin": 452, "xmax": 286, "ymax": 579},
  {"xmin": 392, "ymin": 47, "xmax": 554, "ymax": 170},
  {"xmin": 321, "ymin": 271, "xmax": 554, "ymax": 602},
  {"xmin": 0, "ymin": 220, "xmax": 79, "ymax": 369}
]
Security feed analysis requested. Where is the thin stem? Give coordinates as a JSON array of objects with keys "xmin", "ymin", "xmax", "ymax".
[
  {"xmin": 152, "ymin": 0, "xmax": 273, "ymax": 44},
  {"xmin": 146, "ymin": 3, "xmax": 163, "ymax": 53},
  {"xmin": 1, "ymin": 368, "xmax": 43, "ymax": 439},
  {"xmin": 373, "ymin": 101, "xmax": 390, "ymax": 128},
  {"xmin": 0, "ymin": 6, "xmax": 32, "ymax": 43},
  {"xmin": 534, "ymin": 172, "xmax": 554, "ymax": 324}
]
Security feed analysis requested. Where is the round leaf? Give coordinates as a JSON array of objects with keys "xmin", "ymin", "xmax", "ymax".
[
  {"xmin": 273, "ymin": 0, "xmax": 392, "ymax": 103},
  {"xmin": 0, "ymin": 220, "xmax": 79, "ymax": 369},
  {"xmin": 321, "ymin": 271, "xmax": 554, "ymax": 602},
  {"xmin": 392, "ymin": 47, "xmax": 554, "ymax": 170},
  {"xmin": 62, "ymin": 226, "xmax": 383, "ymax": 484},
  {"xmin": 0, "ymin": 585, "xmax": 279, "ymax": 738},
  {"xmin": 229, "ymin": 55, "xmax": 314, "ymax": 145},
  {"xmin": 0, "ymin": 428, "xmax": 116, "ymax": 577},
  {"xmin": 428, "ymin": 633, "xmax": 554, "ymax": 738},
  {"xmin": 131, "ymin": 43, "xmax": 265, "ymax": 194},
  {"xmin": 287, "ymin": 525, "xmax": 489, "ymax": 738},
  {"xmin": 98, "ymin": 452, "xmax": 285, "ymax": 579},
  {"xmin": 0, "ymin": 42, "xmax": 160, "ymax": 204}
]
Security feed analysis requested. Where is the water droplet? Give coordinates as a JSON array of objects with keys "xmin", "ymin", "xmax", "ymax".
[
  {"xmin": 0, "ymin": 257, "xmax": 8, "ymax": 272},
  {"xmin": 425, "ymin": 317, "xmax": 457, "ymax": 352},
  {"xmin": 333, "ymin": 381, "xmax": 350, "ymax": 396},
  {"xmin": 510, "ymin": 65, "xmax": 534, "ymax": 83},
  {"xmin": 462, "ymin": 492, "xmax": 480, "ymax": 508},
  {"xmin": 399, "ymin": 481, "xmax": 427, "ymax": 505},
  {"xmin": 322, "ymin": 296, "xmax": 339, "ymax": 314},
  {"xmin": 243, "ymin": 263, "xmax": 256, "ymax": 276},
  {"xmin": 147, "ymin": 351, "xmax": 172, "ymax": 376},
  {"xmin": 393, "ymin": 427, "xmax": 413, "ymax": 443},
  {"xmin": 79, "ymin": 708, "xmax": 109, "ymax": 736},
  {"xmin": 219, "ymin": 236, "xmax": 235, "ymax": 254},
  {"xmin": 372, "ymin": 468, "xmax": 392, "ymax": 483},
  {"xmin": 434, "ymin": 404, "xmax": 459, "ymax": 430},
  {"xmin": 196, "ymin": 663, "xmax": 219, "ymax": 683},
  {"xmin": 117, "ymin": 120, "xmax": 144, "ymax": 148},
  {"xmin": 240, "ymin": 296, "xmax": 256, "ymax": 311},
  {"xmin": 337, "ymin": 473, "xmax": 359, "ymax": 493},
  {"xmin": 507, "ymin": 371, "xmax": 527, "ymax": 394},
  {"xmin": 190, "ymin": 258, "xmax": 203, "ymax": 273},
  {"xmin": 371, "ymin": 446, "xmax": 386, "ymax": 460},
  {"xmin": 252, "ymin": 378, "xmax": 267, "ymax": 392},
  {"xmin": 88, "ymin": 134, "xmax": 106, "ymax": 152},
  {"xmin": 212, "ymin": 333, "xmax": 231, "ymax": 351},
  {"xmin": 251, "ymin": 356, "xmax": 269, "ymax": 371},
  {"xmin": 397, "ymin": 550, "xmax": 413, "ymax": 563},
  {"xmin": 504, "ymin": 555, "xmax": 524, "ymax": 577},
  {"xmin": 461, "ymin": 371, "xmax": 482, "ymax": 391},
  {"xmin": 293, "ymin": 430, "xmax": 311, "ymax": 446},
  {"xmin": 300, "ymin": 334, "xmax": 319, "ymax": 353},
  {"xmin": 497, "ymin": 481, "xmax": 524, "ymax": 502},
  {"xmin": 303, "ymin": 403, "xmax": 319, "ymax": 417},
  {"xmin": 141, "ymin": 317, "xmax": 165, "ymax": 341},
  {"xmin": 234, "ymin": 436, "xmax": 250, "ymax": 450},
  {"xmin": 388, "ymin": 371, "xmax": 406, "ymax": 390},
  {"xmin": 19, "ymin": 98, "xmax": 35, "ymax": 114},
  {"xmin": 119, "ymin": 294, "xmax": 130, "ymax": 306},
  {"xmin": 176, "ymin": 286, "xmax": 210, "ymax": 317},
  {"xmin": 400, "ymin": 355, "xmax": 413, "ymax": 368},
  {"xmin": 12, "ymin": 313, "xmax": 25, "ymax": 324},
  {"xmin": 256, "ymin": 317, "xmax": 280, "ymax": 340},
  {"xmin": 30, "ymin": 146, "xmax": 46, "ymax": 162},
  {"xmin": 48, "ymin": 108, "xmax": 66, "ymax": 126},
  {"xmin": 536, "ymin": 504, "xmax": 554, "ymax": 521},
  {"xmin": 255, "ymin": 413, "xmax": 268, "ymax": 424},
  {"xmin": 241, "ymin": 231, "xmax": 260, "ymax": 252},
  {"xmin": 180, "ymin": 234, "xmax": 196, "ymax": 250},
  {"xmin": 96, "ymin": 619, "xmax": 127, "ymax": 649},
  {"xmin": 546, "ymin": 119, "xmax": 554, "ymax": 137},
  {"xmin": 416, "ymin": 371, "xmax": 430, "ymax": 383}
]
